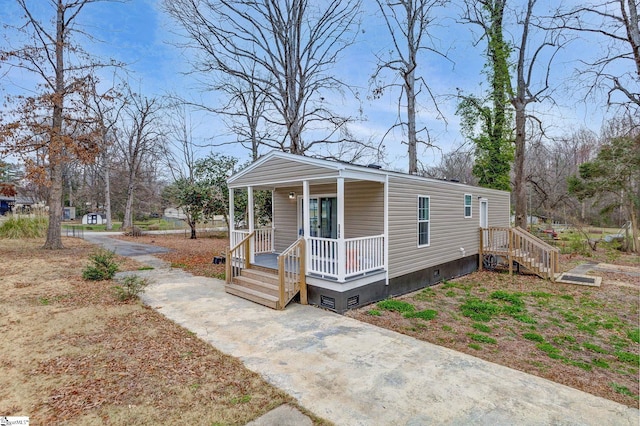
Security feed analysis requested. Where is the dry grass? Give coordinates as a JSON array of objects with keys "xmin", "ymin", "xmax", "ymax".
[{"xmin": 0, "ymin": 237, "xmax": 302, "ymax": 424}]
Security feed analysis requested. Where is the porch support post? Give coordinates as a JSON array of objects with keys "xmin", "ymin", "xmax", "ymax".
[
  {"xmin": 337, "ymin": 177, "xmax": 346, "ymax": 282},
  {"xmin": 229, "ymin": 188, "xmax": 235, "ymax": 234},
  {"xmin": 248, "ymin": 186, "xmax": 255, "ymax": 263},
  {"xmin": 303, "ymin": 180, "xmax": 310, "ymax": 273},
  {"xmin": 384, "ymin": 175, "xmax": 389, "ymax": 285}
]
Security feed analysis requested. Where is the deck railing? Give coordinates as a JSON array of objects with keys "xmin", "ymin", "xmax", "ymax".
[
  {"xmin": 225, "ymin": 231, "xmax": 254, "ymax": 284},
  {"xmin": 231, "ymin": 228, "xmax": 273, "ymax": 255},
  {"xmin": 308, "ymin": 234, "xmax": 385, "ymax": 281},
  {"xmin": 278, "ymin": 238, "xmax": 307, "ymax": 308},
  {"xmin": 480, "ymin": 227, "xmax": 560, "ymax": 281}
]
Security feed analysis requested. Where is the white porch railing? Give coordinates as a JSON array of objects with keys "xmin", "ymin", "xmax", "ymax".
[
  {"xmin": 231, "ymin": 228, "xmax": 274, "ymax": 256},
  {"xmin": 345, "ymin": 234, "xmax": 385, "ymax": 276},
  {"xmin": 308, "ymin": 234, "xmax": 385, "ymax": 281},
  {"xmin": 254, "ymin": 227, "xmax": 274, "ymax": 254}
]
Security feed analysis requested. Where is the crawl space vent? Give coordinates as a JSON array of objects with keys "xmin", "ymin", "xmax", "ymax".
[
  {"xmin": 347, "ymin": 295, "xmax": 360, "ymax": 308},
  {"xmin": 320, "ymin": 295, "xmax": 336, "ymax": 310}
]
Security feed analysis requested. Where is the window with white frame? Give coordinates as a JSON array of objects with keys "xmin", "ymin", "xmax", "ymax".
[
  {"xmin": 418, "ymin": 196, "xmax": 430, "ymax": 247},
  {"xmin": 464, "ymin": 194, "xmax": 472, "ymax": 218}
]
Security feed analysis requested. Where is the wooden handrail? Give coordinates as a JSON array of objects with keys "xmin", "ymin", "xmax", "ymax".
[
  {"xmin": 481, "ymin": 227, "xmax": 561, "ymax": 281},
  {"xmin": 225, "ymin": 231, "xmax": 255, "ymax": 284},
  {"xmin": 277, "ymin": 238, "xmax": 306, "ymax": 309}
]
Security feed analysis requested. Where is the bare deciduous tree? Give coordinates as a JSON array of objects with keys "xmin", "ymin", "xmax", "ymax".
[
  {"xmin": 164, "ymin": 0, "xmax": 362, "ymax": 156},
  {"xmin": 115, "ymin": 89, "xmax": 166, "ymax": 230},
  {"xmin": 371, "ymin": 0, "xmax": 449, "ymax": 174},
  {"xmin": 554, "ymin": 0, "xmax": 639, "ymax": 111},
  {"xmin": 0, "ymin": 0, "xmax": 112, "ymax": 248}
]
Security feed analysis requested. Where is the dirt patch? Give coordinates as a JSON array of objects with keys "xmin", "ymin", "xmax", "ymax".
[{"xmin": 0, "ymin": 237, "xmax": 309, "ymax": 424}]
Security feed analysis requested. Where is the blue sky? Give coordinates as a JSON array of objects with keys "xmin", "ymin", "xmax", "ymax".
[{"xmin": 1, "ymin": 0, "xmax": 620, "ymax": 171}]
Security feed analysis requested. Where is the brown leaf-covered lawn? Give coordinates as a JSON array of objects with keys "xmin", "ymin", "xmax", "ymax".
[
  {"xmin": 0, "ymin": 236, "xmax": 321, "ymax": 425},
  {"xmin": 121, "ymin": 232, "xmax": 640, "ymax": 408}
]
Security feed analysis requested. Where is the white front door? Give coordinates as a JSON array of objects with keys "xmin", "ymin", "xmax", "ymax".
[{"xmin": 479, "ymin": 199, "xmax": 488, "ymax": 228}]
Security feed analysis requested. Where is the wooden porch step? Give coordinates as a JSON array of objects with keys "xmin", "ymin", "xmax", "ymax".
[
  {"xmin": 225, "ymin": 283, "xmax": 280, "ymax": 310},
  {"xmin": 233, "ymin": 274, "xmax": 280, "ymax": 297},
  {"xmin": 241, "ymin": 268, "xmax": 280, "ymax": 286}
]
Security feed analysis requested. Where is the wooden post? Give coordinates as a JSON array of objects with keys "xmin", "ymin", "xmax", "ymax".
[
  {"xmin": 479, "ymin": 228, "xmax": 484, "ymax": 271},
  {"xmin": 299, "ymin": 240, "xmax": 307, "ymax": 305},
  {"xmin": 225, "ymin": 247, "xmax": 231, "ymax": 284},
  {"xmin": 508, "ymin": 228, "xmax": 513, "ymax": 276},
  {"xmin": 244, "ymin": 237, "xmax": 250, "ymax": 269},
  {"xmin": 278, "ymin": 255, "xmax": 285, "ymax": 309}
]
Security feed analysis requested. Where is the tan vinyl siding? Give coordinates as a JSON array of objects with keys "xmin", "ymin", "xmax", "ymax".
[
  {"xmin": 231, "ymin": 156, "xmax": 338, "ymax": 187},
  {"xmin": 344, "ymin": 181, "xmax": 384, "ymax": 238},
  {"xmin": 273, "ymin": 187, "xmax": 299, "ymax": 252},
  {"xmin": 387, "ymin": 176, "xmax": 509, "ymax": 279}
]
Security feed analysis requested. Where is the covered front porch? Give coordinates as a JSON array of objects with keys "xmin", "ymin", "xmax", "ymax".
[{"xmin": 225, "ymin": 152, "xmax": 390, "ymax": 309}]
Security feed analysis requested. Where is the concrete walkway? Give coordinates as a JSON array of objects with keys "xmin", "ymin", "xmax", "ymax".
[{"xmin": 86, "ymin": 234, "xmax": 639, "ymax": 425}]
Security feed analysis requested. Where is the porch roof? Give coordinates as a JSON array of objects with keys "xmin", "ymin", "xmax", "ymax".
[{"xmin": 227, "ymin": 150, "xmax": 387, "ymax": 189}]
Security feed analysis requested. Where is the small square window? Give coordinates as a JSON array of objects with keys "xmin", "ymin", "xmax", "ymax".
[{"xmin": 464, "ymin": 194, "xmax": 472, "ymax": 218}]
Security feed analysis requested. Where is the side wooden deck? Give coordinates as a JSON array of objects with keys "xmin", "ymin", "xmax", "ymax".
[{"xmin": 480, "ymin": 227, "xmax": 561, "ymax": 281}]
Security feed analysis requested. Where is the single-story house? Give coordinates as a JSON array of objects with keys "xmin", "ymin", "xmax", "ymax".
[{"xmin": 224, "ymin": 151, "xmax": 520, "ymax": 313}]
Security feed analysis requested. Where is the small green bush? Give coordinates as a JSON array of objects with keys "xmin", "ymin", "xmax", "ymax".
[
  {"xmin": 377, "ymin": 299, "xmax": 415, "ymax": 313},
  {"xmin": 113, "ymin": 274, "xmax": 150, "ymax": 301},
  {"xmin": 82, "ymin": 249, "xmax": 120, "ymax": 281}
]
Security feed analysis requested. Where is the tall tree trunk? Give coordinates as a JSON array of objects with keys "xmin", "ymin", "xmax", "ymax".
[
  {"xmin": 123, "ymin": 179, "xmax": 135, "ymax": 229},
  {"xmin": 513, "ymin": 102, "xmax": 527, "ymax": 229},
  {"xmin": 43, "ymin": 0, "xmax": 65, "ymax": 250},
  {"xmin": 406, "ymin": 59, "xmax": 417, "ymax": 174},
  {"xmin": 103, "ymin": 150, "xmax": 113, "ymax": 230}
]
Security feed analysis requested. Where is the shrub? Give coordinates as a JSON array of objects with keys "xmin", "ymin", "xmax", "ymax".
[
  {"xmin": 113, "ymin": 274, "xmax": 150, "ymax": 301},
  {"xmin": 82, "ymin": 249, "xmax": 120, "ymax": 281},
  {"xmin": 0, "ymin": 216, "xmax": 48, "ymax": 238}
]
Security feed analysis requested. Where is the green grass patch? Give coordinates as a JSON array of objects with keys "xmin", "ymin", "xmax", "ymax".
[
  {"xmin": 615, "ymin": 351, "xmax": 640, "ymax": 365},
  {"xmin": 628, "ymin": 328, "xmax": 640, "ymax": 344},
  {"xmin": 460, "ymin": 298, "xmax": 501, "ymax": 322},
  {"xmin": 413, "ymin": 288, "xmax": 436, "ymax": 301},
  {"xmin": 377, "ymin": 299, "xmax": 415, "ymax": 314},
  {"xmin": 523, "ymin": 332, "xmax": 545, "ymax": 343},
  {"xmin": 552, "ymin": 335, "xmax": 576, "ymax": 345},
  {"xmin": 529, "ymin": 291, "xmax": 552, "ymax": 298},
  {"xmin": 472, "ymin": 323, "xmax": 492, "ymax": 333},
  {"xmin": 490, "ymin": 290, "xmax": 524, "ymax": 306},
  {"xmin": 468, "ymin": 343, "xmax": 482, "ymax": 350},
  {"xmin": 512, "ymin": 313, "xmax": 537, "ymax": 324},
  {"xmin": 468, "ymin": 333, "xmax": 497, "ymax": 344},
  {"xmin": 137, "ymin": 266, "xmax": 154, "ymax": 271},
  {"xmin": 367, "ymin": 309, "xmax": 381, "ymax": 316},
  {"xmin": 592, "ymin": 359, "xmax": 610, "ymax": 369},
  {"xmin": 404, "ymin": 309, "xmax": 437, "ymax": 321},
  {"xmin": 583, "ymin": 342, "xmax": 608, "ymax": 354},
  {"xmin": 445, "ymin": 290, "xmax": 456, "ymax": 297},
  {"xmin": 610, "ymin": 383, "xmax": 639, "ymax": 399},
  {"xmin": 441, "ymin": 325, "xmax": 453, "ymax": 332},
  {"xmin": 567, "ymin": 359, "xmax": 592, "ymax": 371},
  {"xmin": 537, "ymin": 342, "xmax": 562, "ymax": 359}
]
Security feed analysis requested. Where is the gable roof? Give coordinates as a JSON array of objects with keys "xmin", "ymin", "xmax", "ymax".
[{"xmin": 227, "ymin": 150, "xmax": 507, "ymax": 195}]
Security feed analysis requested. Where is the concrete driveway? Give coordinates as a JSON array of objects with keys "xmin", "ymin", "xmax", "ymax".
[{"xmin": 133, "ymin": 267, "xmax": 638, "ymax": 425}]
